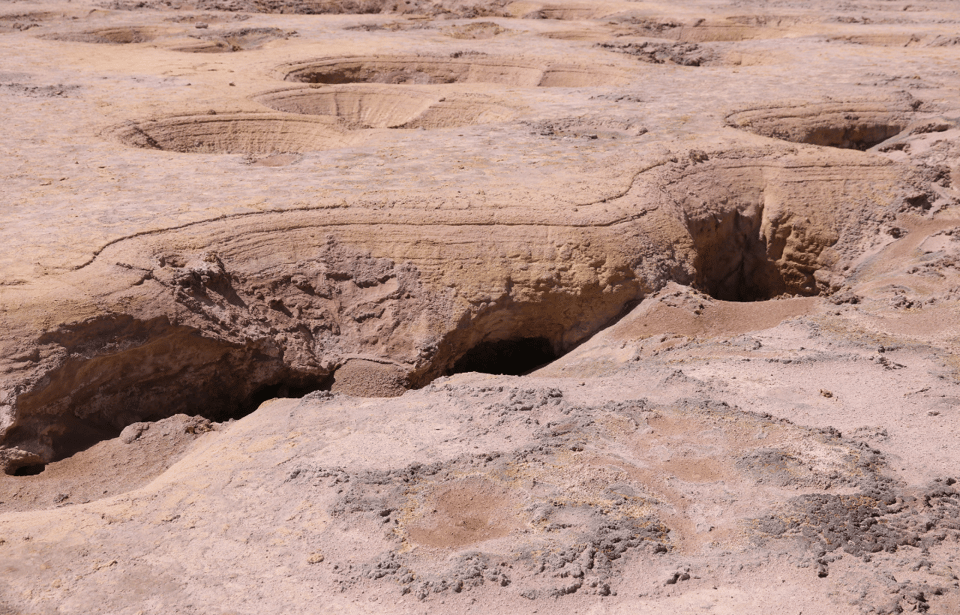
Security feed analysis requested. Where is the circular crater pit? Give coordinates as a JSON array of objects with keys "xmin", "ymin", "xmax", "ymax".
[
  {"xmin": 726, "ymin": 100, "xmax": 915, "ymax": 150},
  {"xmin": 254, "ymin": 86, "xmax": 517, "ymax": 129},
  {"xmin": 280, "ymin": 55, "xmax": 626, "ymax": 88},
  {"xmin": 107, "ymin": 113, "xmax": 352, "ymax": 155}
]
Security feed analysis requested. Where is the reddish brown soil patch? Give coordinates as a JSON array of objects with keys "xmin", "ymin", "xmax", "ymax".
[{"xmin": 406, "ymin": 477, "xmax": 519, "ymax": 548}]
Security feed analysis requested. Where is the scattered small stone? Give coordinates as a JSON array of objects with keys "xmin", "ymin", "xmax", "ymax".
[
  {"xmin": 308, "ymin": 552, "xmax": 325, "ymax": 564},
  {"xmin": 820, "ymin": 389, "xmax": 834, "ymax": 398}
]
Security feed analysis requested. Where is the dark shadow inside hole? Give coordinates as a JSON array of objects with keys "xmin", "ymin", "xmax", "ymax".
[
  {"xmin": 801, "ymin": 123, "xmax": 906, "ymax": 150},
  {"xmin": 450, "ymin": 337, "xmax": 558, "ymax": 376},
  {"xmin": 695, "ymin": 248, "xmax": 787, "ymax": 302},
  {"xmin": 689, "ymin": 210, "xmax": 789, "ymax": 302},
  {"xmin": 244, "ymin": 374, "xmax": 334, "ymax": 414},
  {"xmin": 32, "ymin": 372, "xmax": 334, "ymax": 470},
  {"xmin": 13, "ymin": 464, "xmax": 46, "ymax": 477}
]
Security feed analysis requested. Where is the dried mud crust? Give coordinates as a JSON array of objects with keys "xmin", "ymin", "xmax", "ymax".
[
  {"xmin": 523, "ymin": 115, "xmax": 648, "ymax": 139},
  {"xmin": 751, "ymin": 479, "xmax": 960, "ymax": 613},
  {"xmin": 280, "ymin": 386, "xmax": 914, "ymax": 601},
  {"xmin": 0, "ymin": 12, "xmax": 52, "ymax": 33},
  {"xmin": 758, "ymin": 481, "xmax": 960, "ymax": 558},
  {"xmin": 106, "ymin": 113, "xmax": 352, "ymax": 154},
  {"xmin": 828, "ymin": 33, "xmax": 960, "ymax": 48},
  {"xmin": 597, "ymin": 41, "xmax": 717, "ymax": 66},
  {"xmin": 589, "ymin": 14, "xmax": 801, "ymax": 41},
  {"xmin": 43, "ymin": 26, "xmax": 172, "ymax": 44},
  {"xmin": 253, "ymin": 85, "xmax": 517, "ymax": 129},
  {"xmin": 0, "ymin": 82, "xmax": 79, "ymax": 98},
  {"xmin": 169, "ymin": 27, "xmax": 295, "ymax": 52},
  {"xmin": 726, "ymin": 97, "xmax": 920, "ymax": 150},
  {"xmin": 279, "ymin": 54, "xmax": 628, "ymax": 87},
  {"xmin": 103, "ymin": 0, "xmax": 515, "ymax": 18}
]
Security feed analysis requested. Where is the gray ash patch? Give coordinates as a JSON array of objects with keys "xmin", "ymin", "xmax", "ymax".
[
  {"xmin": 485, "ymin": 386, "xmax": 566, "ymax": 413},
  {"xmin": 597, "ymin": 41, "xmax": 717, "ymax": 66},
  {"xmin": 517, "ymin": 516, "xmax": 669, "ymax": 599},
  {"xmin": 736, "ymin": 433, "xmax": 886, "ymax": 490},
  {"xmin": 0, "ymin": 82, "xmax": 79, "ymax": 98},
  {"xmin": 524, "ymin": 116, "xmax": 647, "ymax": 139},
  {"xmin": 755, "ymin": 479, "xmax": 960, "ymax": 574},
  {"xmin": 284, "ymin": 427, "xmax": 670, "ymax": 600}
]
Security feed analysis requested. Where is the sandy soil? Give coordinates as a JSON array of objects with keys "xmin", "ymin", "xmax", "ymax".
[{"xmin": 1, "ymin": 0, "xmax": 960, "ymax": 613}]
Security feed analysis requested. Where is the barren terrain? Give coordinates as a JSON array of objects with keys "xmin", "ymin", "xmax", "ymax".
[{"xmin": 1, "ymin": 0, "xmax": 960, "ymax": 613}]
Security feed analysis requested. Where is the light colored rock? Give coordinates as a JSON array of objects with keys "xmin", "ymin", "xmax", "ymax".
[{"xmin": 2, "ymin": 0, "xmax": 960, "ymax": 612}]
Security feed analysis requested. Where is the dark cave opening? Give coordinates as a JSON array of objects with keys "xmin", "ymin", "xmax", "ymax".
[
  {"xmin": 12, "ymin": 464, "xmax": 46, "ymax": 477},
  {"xmin": 1, "ymin": 369, "xmax": 333, "ymax": 477},
  {"xmin": 245, "ymin": 374, "xmax": 334, "ymax": 415},
  {"xmin": 1, "ymin": 315, "xmax": 339, "ymax": 475},
  {"xmin": 449, "ymin": 337, "xmax": 558, "ymax": 376}
]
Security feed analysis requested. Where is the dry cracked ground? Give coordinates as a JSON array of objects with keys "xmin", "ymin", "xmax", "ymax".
[{"xmin": 2, "ymin": 0, "xmax": 960, "ymax": 612}]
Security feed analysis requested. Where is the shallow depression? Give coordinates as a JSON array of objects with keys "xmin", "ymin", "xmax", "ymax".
[
  {"xmin": 406, "ymin": 477, "xmax": 520, "ymax": 548},
  {"xmin": 280, "ymin": 55, "xmax": 627, "ymax": 88},
  {"xmin": 108, "ymin": 113, "xmax": 352, "ymax": 154},
  {"xmin": 254, "ymin": 85, "xmax": 517, "ymax": 129}
]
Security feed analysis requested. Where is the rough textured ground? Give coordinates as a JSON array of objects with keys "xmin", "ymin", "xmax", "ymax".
[{"xmin": 1, "ymin": 0, "xmax": 960, "ymax": 612}]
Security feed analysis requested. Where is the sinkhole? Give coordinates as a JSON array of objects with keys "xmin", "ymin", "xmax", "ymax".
[
  {"xmin": 688, "ymin": 208, "xmax": 790, "ymax": 302},
  {"xmin": 726, "ymin": 100, "xmax": 915, "ymax": 150},
  {"xmin": 12, "ymin": 464, "xmax": 46, "ymax": 477},
  {"xmin": 1, "ymin": 321, "xmax": 572, "ymax": 475}
]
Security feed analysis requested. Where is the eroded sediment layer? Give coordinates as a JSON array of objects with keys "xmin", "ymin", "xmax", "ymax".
[{"xmin": 0, "ymin": 144, "xmax": 916, "ymax": 472}]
